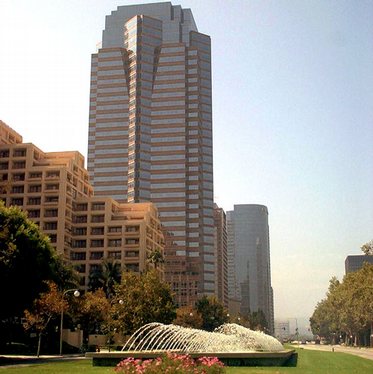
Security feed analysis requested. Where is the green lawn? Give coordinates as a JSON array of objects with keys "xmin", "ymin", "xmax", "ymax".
[{"xmin": 2, "ymin": 349, "xmax": 373, "ymax": 374}]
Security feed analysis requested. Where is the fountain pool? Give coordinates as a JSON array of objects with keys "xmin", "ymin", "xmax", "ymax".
[{"xmin": 86, "ymin": 323, "xmax": 297, "ymax": 367}]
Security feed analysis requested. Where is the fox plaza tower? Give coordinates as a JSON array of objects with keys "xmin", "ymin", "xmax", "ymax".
[{"xmin": 87, "ymin": 2, "xmax": 214, "ymax": 305}]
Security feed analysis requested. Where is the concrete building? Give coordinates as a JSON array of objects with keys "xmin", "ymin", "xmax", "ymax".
[
  {"xmin": 227, "ymin": 204, "xmax": 274, "ymax": 333},
  {"xmin": 274, "ymin": 320, "xmax": 290, "ymax": 342},
  {"xmin": 87, "ymin": 2, "xmax": 214, "ymax": 306},
  {"xmin": 345, "ymin": 255, "xmax": 373, "ymax": 274},
  {"xmin": 213, "ymin": 203, "xmax": 228, "ymax": 308},
  {"xmin": 0, "ymin": 121, "xmax": 164, "ymax": 289}
]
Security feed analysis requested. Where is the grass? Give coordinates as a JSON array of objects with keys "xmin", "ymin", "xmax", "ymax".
[{"xmin": 2, "ymin": 348, "xmax": 373, "ymax": 374}]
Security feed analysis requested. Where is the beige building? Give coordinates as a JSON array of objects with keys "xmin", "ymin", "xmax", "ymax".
[{"xmin": 0, "ymin": 121, "xmax": 164, "ymax": 289}]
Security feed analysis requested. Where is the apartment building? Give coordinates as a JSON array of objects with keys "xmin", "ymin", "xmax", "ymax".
[
  {"xmin": 70, "ymin": 197, "xmax": 164, "ymax": 288},
  {"xmin": 0, "ymin": 121, "xmax": 164, "ymax": 288},
  {"xmin": 87, "ymin": 2, "xmax": 214, "ymax": 306}
]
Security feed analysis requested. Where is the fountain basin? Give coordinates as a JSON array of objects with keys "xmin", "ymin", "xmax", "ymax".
[{"xmin": 86, "ymin": 350, "xmax": 297, "ymax": 367}]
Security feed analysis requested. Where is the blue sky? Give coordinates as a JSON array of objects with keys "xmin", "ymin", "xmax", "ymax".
[{"xmin": 1, "ymin": 0, "xmax": 372, "ymax": 322}]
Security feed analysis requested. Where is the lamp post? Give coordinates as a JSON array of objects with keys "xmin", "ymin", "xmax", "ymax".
[{"xmin": 59, "ymin": 289, "xmax": 80, "ymax": 356}]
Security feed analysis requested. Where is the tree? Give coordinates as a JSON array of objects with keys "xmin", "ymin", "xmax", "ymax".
[
  {"xmin": 361, "ymin": 240, "xmax": 373, "ymax": 255},
  {"xmin": 147, "ymin": 249, "xmax": 164, "ymax": 269},
  {"xmin": 23, "ymin": 282, "xmax": 66, "ymax": 357},
  {"xmin": 247, "ymin": 309, "xmax": 268, "ymax": 331},
  {"xmin": 88, "ymin": 259, "xmax": 121, "ymax": 298},
  {"xmin": 75, "ymin": 288, "xmax": 111, "ymax": 345},
  {"xmin": 310, "ymin": 265, "xmax": 373, "ymax": 346},
  {"xmin": 173, "ymin": 306, "xmax": 203, "ymax": 329},
  {"xmin": 111, "ymin": 270, "xmax": 176, "ymax": 335},
  {"xmin": 0, "ymin": 203, "xmax": 72, "ymax": 321},
  {"xmin": 195, "ymin": 296, "xmax": 228, "ymax": 332}
]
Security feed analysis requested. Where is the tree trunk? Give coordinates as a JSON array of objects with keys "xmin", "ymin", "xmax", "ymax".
[{"xmin": 37, "ymin": 333, "xmax": 42, "ymax": 357}]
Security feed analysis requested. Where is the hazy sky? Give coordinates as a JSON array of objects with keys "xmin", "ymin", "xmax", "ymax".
[{"xmin": 1, "ymin": 0, "xmax": 372, "ymax": 323}]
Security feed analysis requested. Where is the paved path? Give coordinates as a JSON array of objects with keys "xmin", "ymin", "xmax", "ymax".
[
  {"xmin": 0, "ymin": 354, "xmax": 85, "ymax": 369},
  {"xmin": 294, "ymin": 344, "xmax": 373, "ymax": 361}
]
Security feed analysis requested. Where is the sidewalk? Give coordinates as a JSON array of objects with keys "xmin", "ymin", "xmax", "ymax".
[
  {"xmin": 294, "ymin": 343, "xmax": 373, "ymax": 361},
  {"xmin": 0, "ymin": 354, "xmax": 85, "ymax": 369}
]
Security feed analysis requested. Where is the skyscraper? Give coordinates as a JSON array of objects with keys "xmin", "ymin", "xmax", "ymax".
[
  {"xmin": 227, "ymin": 204, "xmax": 274, "ymax": 332},
  {"xmin": 87, "ymin": 2, "xmax": 214, "ymax": 305}
]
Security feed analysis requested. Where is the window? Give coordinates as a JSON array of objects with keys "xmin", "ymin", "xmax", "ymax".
[
  {"xmin": 45, "ymin": 196, "xmax": 59, "ymax": 203},
  {"xmin": 90, "ymin": 251, "xmax": 103, "ymax": 260},
  {"xmin": 45, "ymin": 184, "xmax": 59, "ymax": 191},
  {"xmin": 125, "ymin": 251, "xmax": 139, "ymax": 258},
  {"xmin": 126, "ymin": 226, "xmax": 139, "ymax": 232},
  {"xmin": 44, "ymin": 209, "xmax": 58, "ymax": 217},
  {"xmin": 28, "ymin": 209, "xmax": 40, "ymax": 218},
  {"xmin": 28, "ymin": 185, "xmax": 41, "ymax": 193},
  {"xmin": 11, "ymin": 186, "xmax": 24, "ymax": 194},
  {"xmin": 46, "ymin": 171, "xmax": 60, "ymax": 178},
  {"xmin": 28, "ymin": 197, "xmax": 41, "ymax": 205},
  {"xmin": 44, "ymin": 222, "xmax": 57, "ymax": 230},
  {"xmin": 13, "ymin": 148, "xmax": 26, "ymax": 157},
  {"xmin": 73, "ymin": 227, "xmax": 87, "ymax": 236},
  {"xmin": 91, "ymin": 227, "xmax": 104, "ymax": 235},
  {"xmin": 126, "ymin": 263, "xmax": 139, "ymax": 272},
  {"xmin": 108, "ymin": 226, "xmax": 122, "ymax": 233},
  {"xmin": 12, "ymin": 161, "xmax": 25, "ymax": 169},
  {"xmin": 91, "ymin": 215, "xmax": 104, "ymax": 223},
  {"xmin": 12, "ymin": 173, "xmax": 25, "ymax": 181},
  {"xmin": 108, "ymin": 239, "xmax": 122, "ymax": 247},
  {"xmin": 70, "ymin": 252, "xmax": 86, "ymax": 261},
  {"xmin": 11, "ymin": 198, "xmax": 23, "ymax": 206},
  {"xmin": 0, "ymin": 162, "xmax": 8, "ymax": 170},
  {"xmin": 0, "ymin": 150, "xmax": 9, "ymax": 158},
  {"xmin": 73, "ymin": 240, "xmax": 86, "ymax": 248},
  {"xmin": 125, "ymin": 238, "xmax": 139, "ymax": 245},
  {"xmin": 91, "ymin": 239, "xmax": 104, "ymax": 248},
  {"xmin": 29, "ymin": 172, "xmax": 42, "ymax": 179},
  {"xmin": 92, "ymin": 202, "xmax": 105, "ymax": 211},
  {"xmin": 75, "ymin": 203, "xmax": 88, "ymax": 211},
  {"xmin": 74, "ymin": 215, "xmax": 87, "ymax": 223},
  {"xmin": 108, "ymin": 251, "xmax": 121, "ymax": 259}
]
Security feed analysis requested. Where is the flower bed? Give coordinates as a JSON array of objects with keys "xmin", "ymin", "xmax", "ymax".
[{"xmin": 114, "ymin": 352, "xmax": 225, "ymax": 373}]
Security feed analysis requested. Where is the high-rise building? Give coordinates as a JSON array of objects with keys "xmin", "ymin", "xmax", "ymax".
[
  {"xmin": 227, "ymin": 204, "xmax": 274, "ymax": 333},
  {"xmin": 213, "ymin": 203, "xmax": 228, "ymax": 308},
  {"xmin": 87, "ymin": 2, "xmax": 214, "ymax": 305},
  {"xmin": 0, "ymin": 121, "xmax": 164, "ymax": 290}
]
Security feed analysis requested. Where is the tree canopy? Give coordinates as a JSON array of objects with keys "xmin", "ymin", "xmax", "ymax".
[
  {"xmin": 111, "ymin": 270, "xmax": 176, "ymax": 335},
  {"xmin": 310, "ymin": 264, "xmax": 373, "ymax": 346},
  {"xmin": 195, "ymin": 296, "xmax": 228, "ymax": 331},
  {"xmin": 0, "ymin": 203, "xmax": 74, "ymax": 320}
]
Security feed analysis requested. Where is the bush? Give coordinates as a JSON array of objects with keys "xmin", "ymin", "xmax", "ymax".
[{"xmin": 114, "ymin": 352, "xmax": 225, "ymax": 373}]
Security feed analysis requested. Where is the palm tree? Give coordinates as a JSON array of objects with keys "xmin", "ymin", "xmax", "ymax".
[
  {"xmin": 88, "ymin": 259, "xmax": 121, "ymax": 298},
  {"xmin": 147, "ymin": 249, "xmax": 164, "ymax": 270}
]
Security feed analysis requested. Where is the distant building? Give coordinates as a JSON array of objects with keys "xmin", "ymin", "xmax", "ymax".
[
  {"xmin": 0, "ymin": 121, "xmax": 164, "ymax": 289},
  {"xmin": 227, "ymin": 204, "xmax": 274, "ymax": 333},
  {"xmin": 213, "ymin": 203, "xmax": 228, "ymax": 308},
  {"xmin": 345, "ymin": 255, "xmax": 373, "ymax": 274},
  {"xmin": 274, "ymin": 320, "xmax": 290, "ymax": 341}
]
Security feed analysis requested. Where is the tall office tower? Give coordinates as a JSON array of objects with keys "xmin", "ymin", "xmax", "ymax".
[
  {"xmin": 213, "ymin": 203, "xmax": 228, "ymax": 308},
  {"xmin": 227, "ymin": 205, "xmax": 274, "ymax": 333},
  {"xmin": 88, "ymin": 2, "xmax": 214, "ymax": 305}
]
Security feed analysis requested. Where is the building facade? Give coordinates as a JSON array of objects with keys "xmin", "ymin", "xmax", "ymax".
[
  {"xmin": 227, "ymin": 204, "xmax": 274, "ymax": 333},
  {"xmin": 345, "ymin": 255, "xmax": 373, "ymax": 274},
  {"xmin": 0, "ymin": 121, "xmax": 164, "ymax": 289},
  {"xmin": 87, "ymin": 2, "xmax": 214, "ymax": 305},
  {"xmin": 213, "ymin": 203, "xmax": 228, "ymax": 308}
]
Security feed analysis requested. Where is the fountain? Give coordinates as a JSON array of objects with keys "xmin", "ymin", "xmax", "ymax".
[{"xmin": 86, "ymin": 323, "xmax": 297, "ymax": 367}]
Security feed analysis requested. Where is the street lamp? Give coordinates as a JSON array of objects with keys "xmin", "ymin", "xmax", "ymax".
[{"xmin": 59, "ymin": 289, "xmax": 80, "ymax": 356}]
